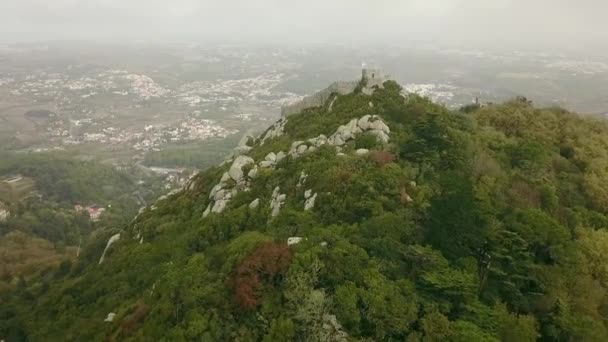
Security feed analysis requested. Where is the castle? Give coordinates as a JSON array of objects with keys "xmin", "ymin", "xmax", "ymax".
[{"xmin": 281, "ymin": 68, "xmax": 387, "ymax": 117}]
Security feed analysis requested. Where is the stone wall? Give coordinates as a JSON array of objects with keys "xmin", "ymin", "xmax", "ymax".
[
  {"xmin": 281, "ymin": 68, "xmax": 388, "ymax": 117},
  {"xmin": 281, "ymin": 80, "xmax": 358, "ymax": 117}
]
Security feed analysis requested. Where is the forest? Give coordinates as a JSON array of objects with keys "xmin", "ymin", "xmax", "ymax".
[
  {"xmin": 2, "ymin": 80, "xmax": 608, "ymax": 341},
  {"xmin": 0, "ymin": 153, "xmax": 167, "ymax": 304}
]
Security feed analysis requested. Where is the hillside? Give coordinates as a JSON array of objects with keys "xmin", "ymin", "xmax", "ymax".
[{"xmin": 3, "ymin": 74, "xmax": 608, "ymax": 341}]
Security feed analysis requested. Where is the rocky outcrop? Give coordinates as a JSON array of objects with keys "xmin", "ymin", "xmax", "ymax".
[
  {"xmin": 99, "ymin": 233, "xmax": 120, "ymax": 265},
  {"xmin": 297, "ymin": 171, "xmax": 308, "ymax": 188},
  {"xmin": 204, "ymin": 156, "xmax": 254, "ymax": 218},
  {"xmin": 203, "ymin": 114, "xmax": 390, "ymax": 220},
  {"xmin": 259, "ymin": 151, "xmax": 286, "ymax": 169},
  {"xmin": 304, "ymin": 190, "xmax": 317, "ymax": 211},
  {"xmin": 260, "ymin": 118, "xmax": 287, "ymax": 144},
  {"xmin": 229, "ymin": 156, "xmax": 254, "ymax": 182},
  {"xmin": 270, "ymin": 186, "xmax": 286, "ymax": 217},
  {"xmin": 249, "ymin": 198, "xmax": 260, "ymax": 209},
  {"xmin": 286, "ymin": 115, "xmax": 390, "ymax": 159}
]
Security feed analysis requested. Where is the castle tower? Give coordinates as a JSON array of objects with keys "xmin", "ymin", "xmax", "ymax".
[{"xmin": 361, "ymin": 68, "xmax": 386, "ymax": 95}]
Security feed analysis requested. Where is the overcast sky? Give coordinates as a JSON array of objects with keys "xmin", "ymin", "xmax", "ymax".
[{"xmin": 1, "ymin": 0, "xmax": 606, "ymax": 50}]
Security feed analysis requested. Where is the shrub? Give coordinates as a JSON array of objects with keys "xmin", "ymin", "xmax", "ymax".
[
  {"xmin": 370, "ymin": 151, "xmax": 396, "ymax": 166},
  {"xmin": 355, "ymin": 133, "xmax": 379, "ymax": 150}
]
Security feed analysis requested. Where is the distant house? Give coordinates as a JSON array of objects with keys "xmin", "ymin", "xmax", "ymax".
[
  {"xmin": 87, "ymin": 206, "xmax": 106, "ymax": 222},
  {"xmin": 75, "ymin": 204, "xmax": 106, "ymax": 222}
]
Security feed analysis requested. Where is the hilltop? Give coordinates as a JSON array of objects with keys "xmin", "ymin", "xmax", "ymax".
[{"xmin": 3, "ymin": 71, "xmax": 608, "ymax": 341}]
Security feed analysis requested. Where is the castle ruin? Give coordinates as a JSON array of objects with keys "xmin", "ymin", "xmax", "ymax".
[{"xmin": 281, "ymin": 68, "xmax": 388, "ymax": 117}]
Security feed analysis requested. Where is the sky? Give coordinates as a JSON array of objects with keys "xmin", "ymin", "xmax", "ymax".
[{"xmin": 1, "ymin": 0, "xmax": 606, "ymax": 51}]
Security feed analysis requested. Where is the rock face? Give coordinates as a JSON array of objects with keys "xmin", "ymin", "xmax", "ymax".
[
  {"xmin": 270, "ymin": 186, "xmax": 286, "ymax": 217},
  {"xmin": 99, "ymin": 233, "xmax": 121, "ymax": 265}
]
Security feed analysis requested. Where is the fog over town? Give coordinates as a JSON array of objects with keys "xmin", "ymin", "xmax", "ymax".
[{"xmin": 2, "ymin": 0, "xmax": 608, "ymax": 52}]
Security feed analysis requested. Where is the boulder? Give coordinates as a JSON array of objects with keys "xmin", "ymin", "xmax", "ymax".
[
  {"xmin": 287, "ymin": 237, "xmax": 303, "ymax": 246},
  {"xmin": 265, "ymin": 152, "xmax": 277, "ymax": 162},
  {"xmin": 229, "ymin": 156, "xmax": 254, "ymax": 181},
  {"xmin": 276, "ymin": 151, "xmax": 287, "ymax": 162},
  {"xmin": 270, "ymin": 186, "xmax": 285, "ymax": 217},
  {"xmin": 209, "ymin": 183, "xmax": 223, "ymax": 199},
  {"xmin": 304, "ymin": 189, "xmax": 312, "ymax": 199},
  {"xmin": 259, "ymin": 160, "xmax": 274, "ymax": 168},
  {"xmin": 290, "ymin": 141, "xmax": 305, "ymax": 151},
  {"xmin": 370, "ymin": 119, "xmax": 390, "ymax": 133},
  {"xmin": 104, "ymin": 312, "xmax": 116, "ymax": 323},
  {"xmin": 220, "ymin": 172, "xmax": 231, "ymax": 183},
  {"xmin": 214, "ymin": 189, "xmax": 226, "ymax": 201},
  {"xmin": 357, "ymin": 115, "xmax": 372, "ymax": 130},
  {"xmin": 249, "ymin": 198, "xmax": 260, "ymax": 209},
  {"xmin": 233, "ymin": 145, "xmax": 252, "ymax": 156},
  {"xmin": 368, "ymin": 129, "xmax": 390, "ymax": 144},
  {"xmin": 332, "ymin": 135, "xmax": 345, "ymax": 146},
  {"xmin": 304, "ymin": 193, "xmax": 317, "ymax": 211},
  {"xmin": 346, "ymin": 118, "xmax": 362, "ymax": 134},
  {"xmin": 297, "ymin": 144, "xmax": 308, "ymax": 155},
  {"xmin": 247, "ymin": 166, "xmax": 258, "ymax": 179},
  {"xmin": 356, "ymin": 148, "xmax": 369, "ymax": 155}
]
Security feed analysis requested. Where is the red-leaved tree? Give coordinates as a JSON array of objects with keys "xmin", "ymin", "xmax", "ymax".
[{"xmin": 231, "ymin": 242, "xmax": 292, "ymax": 310}]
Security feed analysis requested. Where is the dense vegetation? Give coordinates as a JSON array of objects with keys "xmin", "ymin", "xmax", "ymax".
[
  {"xmin": 3, "ymin": 81, "xmax": 608, "ymax": 341},
  {"xmin": 0, "ymin": 153, "xmax": 168, "ymax": 304}
]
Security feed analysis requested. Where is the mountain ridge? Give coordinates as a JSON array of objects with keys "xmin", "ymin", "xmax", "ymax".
[{"xmin": 3, "ymin": 73, "xmax": 608, "ymax": 341}]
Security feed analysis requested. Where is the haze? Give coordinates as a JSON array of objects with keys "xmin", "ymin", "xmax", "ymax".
[{"xmin": 1, "ymin": 0, "xmax": 607, "ymax": 52}]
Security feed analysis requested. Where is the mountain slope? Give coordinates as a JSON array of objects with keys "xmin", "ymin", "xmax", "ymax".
[{"xmin": 3, "ymin": 76, "xmax": 608, "ymax": 341}]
